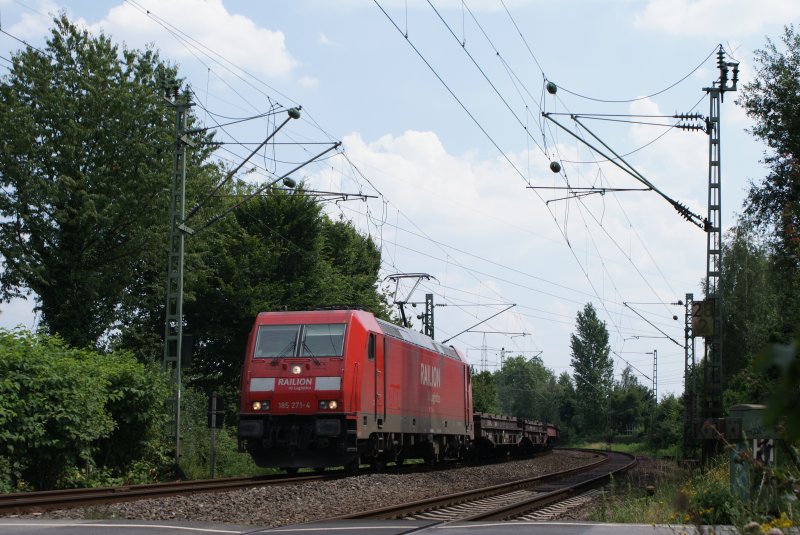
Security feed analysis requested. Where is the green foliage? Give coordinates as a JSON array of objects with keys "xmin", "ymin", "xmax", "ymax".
[
  {"xmin": 587, "ymin": 460, "xmax": 689, "ymax": 524},
  {"xmin": 0, "ymin": 329, "xmax": 170, "ymax": 490},
  {"xmin": 177, "ymin": 384, "xmax": 264, "ymax": 479},
  {"xmin": 570, "ymin": 303, "xmax": 613, "ymax": 435},
  {"xmin": 496, "ymin": 355, "xmax": 560, "ymax": 423},
  {"xmin": 738, "ymin": 25, "xmax": 800, "ymax": 340},
  {"xmin": 555, "ymin": 372, "xmax": 578, "ymax": 443},
  {"xmin": 646, "ymin": 394, "xmax": 682, "ymax": 453},
  {"xmin": 720, "ymin": 223, "xmax": 783, "ymax": 385},
  {"xmin": 470, "ymin": 367, "xmax": 499, "ymax": 414},
  {"xmin": 680, "ymin": 461, "xmax": 738, "ymax": 525},
  {"xmin": 185, "ymin": 187, "xmax": 390, "ymax": 391},
  {"xmin": 608, "ymin": 366, "xmax": 654, "ymax": 437},
  {"xmin": 0, "ymin": 15, "xmax": 220, "ymax": 350},
  {"xmin": 757, "ymin": 338, "xmax": 800, "ymax": 441}
]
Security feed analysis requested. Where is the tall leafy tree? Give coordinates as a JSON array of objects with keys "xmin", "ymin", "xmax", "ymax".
[
  {"xmin": 496, "ymin": 355, "xmax": 559, "ymax": 423},
  {"xmin": 737, "ymin": 25, "xmax": 800, "ymax": 340},
  {"xmin": 647, "ymin": 394, "xmax": 683, "ymax": 452},
  {"xmin": 555, "ymin": 371, "xmax": 578, "ymax": 442},
  {"xmin": 470, "ymin": 367, "xmax": 499, "ymax": 414},
  {"xmin": 184, "ymin": 186, "xmax": 390, "ymax": 389},
  {"xmin": 607, "ymin": 365, "xmax": 653, "ymax": 436},
  {"xmin": 570, "ymin": 302, "xmax": 614, "ymax": 435},
  {"xmin": 719, "ymin": 223, "xmax": 781, "ymax": 394},
  {"xmin": 0, "ymin": 16, "xmax": 218, "ymax": 348}
]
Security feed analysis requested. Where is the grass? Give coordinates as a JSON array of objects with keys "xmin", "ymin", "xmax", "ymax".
[
  {"xmin": 571, "ymin": 440, "xmax": 680, "ymax": 459},
  {"xmin": 579, "ymin": 443, "xmax": 800, "ymax": 533},
  {"xmin": 588, "ymin": 457, "xmax": 691, "ymax": 525}
]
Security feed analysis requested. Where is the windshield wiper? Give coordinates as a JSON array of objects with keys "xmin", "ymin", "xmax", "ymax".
[
  {"xmin": 270, "ymin": 339, "xmax": 296, "ymax": 366},
  {"xmin": 302, "ymin": 342, "xmax": 322, "ymax": 366}
]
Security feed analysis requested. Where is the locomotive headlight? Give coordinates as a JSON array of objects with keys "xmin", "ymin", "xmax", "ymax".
[
  {"xmin": 318, "ymin": 400, "xmax": 338, "ymax": 410},
  {"xmin": 251, "ymin": 401, "xmax": 270, "ymax": 411},
  {"xmin": 291, "ymin": 365, "xmax": 302, "ymax": 375},
  {"xmin": 319, "ymin": 400, "xmax": 328, "ymax": 409},
  {"xmin": 328, "ymin": 400, "xmax": 338, "ymax": 410}
]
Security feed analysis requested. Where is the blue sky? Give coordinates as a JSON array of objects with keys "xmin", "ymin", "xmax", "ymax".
[{"xmin": 2, "ymin": 0, "xmax": 799, "ymax": 398}]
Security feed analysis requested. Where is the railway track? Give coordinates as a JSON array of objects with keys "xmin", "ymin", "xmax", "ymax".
[
  {"xmin": 0, "ymin": 472, "xmax": 332, "ymax": 515},
  {"xmin": 336, "ymin": 449, "xmax": 635, "ymax": 523}
]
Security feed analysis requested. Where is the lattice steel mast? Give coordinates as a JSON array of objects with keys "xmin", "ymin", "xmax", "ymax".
[
  {"xmin": 162, "ymin": 84, "xmax": 193, "ymax": 462},
  {"xmin": 702, "ymin": 47, "xmax": 738, "ymax": 424}
]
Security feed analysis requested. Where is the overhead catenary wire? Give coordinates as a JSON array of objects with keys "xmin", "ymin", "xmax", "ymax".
[
  {"xmin": 4, "ymin": 3, "xmax": 688, "ymax": 390},
  {"xmin": 407, "ymin": 3, "xmax": 690, "ymax": 357},
  {"xmin": 553, "ymin": 46, "xmax": 717, "ymax": 103},
  {"xmin": 126, "ymin": 0, "xmax": 688, "ymax": 382}
]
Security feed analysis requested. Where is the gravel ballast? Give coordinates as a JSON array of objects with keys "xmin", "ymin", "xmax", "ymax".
[{"xmin": 14, "ymin": 449, "xmax": 600, "ymax": 528}]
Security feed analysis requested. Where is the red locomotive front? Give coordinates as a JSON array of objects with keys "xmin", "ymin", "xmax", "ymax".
[
  {"xmin": 238, "ymin": 310, "xmax": 369, "ymax": 470},
  {"xmin": 238, "ymin": 309, "xmax": 474, "ymax": 471}
]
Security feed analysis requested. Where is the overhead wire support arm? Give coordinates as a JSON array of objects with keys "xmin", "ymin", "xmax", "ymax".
[
  {"xmin": 185, "ymin": 107, "xmax": 302, "ymax": 222},
  {"xmin": 193, "ymin": 141, "xmax": 341, "ymax": 234},
  {"xmin": 528, "ymin": 186, "xmax": 651, "ymax": 204},
  {"xmin": 574, "ymin": 115, "xmax": 708, "ymax": 230},
  {"xmin": 441, "ymin": 304, "xmax": 516, "ymax": 345},
  {"xmin": 623, "ymin": 302, "xmax": 682, "ymax": 348},
  {"xmin": 542, "ymin": 112, "xmax": 708, "ymax": 230}
]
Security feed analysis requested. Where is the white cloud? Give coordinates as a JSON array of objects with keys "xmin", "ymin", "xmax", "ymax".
[
  {"xmin": 633, "ymin": 0, "xmax": 800, "ymax": 37},
  {"xmin": 90, "ymin": 0, "xmax": 298, "ymax": 78},
  {"xmin": 318, "ymin": 32, "xmax": 338, "ymax": 47},
  {"xmin": 8, "ymin": 0, "xmax": 59, "ymax": 40},
  {"xmin": 306, "ymin": 128, "xmax": 698, "ymax": 392},
  {"xmin": 298, "ymin": 75, "xmax": 319, "ymax": 88}
]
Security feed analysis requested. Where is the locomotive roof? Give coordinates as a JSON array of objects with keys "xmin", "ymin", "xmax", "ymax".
[
  {"xmin": 254, "ymin": 309, "xmax": 464, "ymax": 362},
  {"xmin": 376, "ymin": 318, "xmax": 463, "ymax": 362}
]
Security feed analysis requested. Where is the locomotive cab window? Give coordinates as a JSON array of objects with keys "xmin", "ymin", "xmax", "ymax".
[
  {"xmin": 255, "ymin": 323, "xmax": 346, "ymax": 359},
  {"xmin": 367, "ymin": 333, "xmax": 376, "ymax": 360},
  {"xmin": 300, "ymin": 324, "xmax": 346, "ymax": 357},
  {"xmin": 254, "ymin": 325, "xmax": 300, "ymax": 358}
]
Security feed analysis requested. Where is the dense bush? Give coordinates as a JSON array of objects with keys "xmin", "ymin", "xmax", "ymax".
[
  {"xmin": 178, "ymin": 384, "xmax": 264, "ymax": 479},
  {"xmin": 0, "ymin": 329, "xmax": 170, "ymax": 490},
  {"xmin": 680, "ymin": 461, "xmax": 737, "ymax": 525}
]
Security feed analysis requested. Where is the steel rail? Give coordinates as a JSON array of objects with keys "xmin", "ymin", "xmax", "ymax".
[
  {"xmin": 0, "ymin": 472, "xmax": 332, "ymax": 515},
  {"xmin": 465, "ymin": 450, "xmax": 636, "ymax": 521},
  {"xmin": 336, "ymin": 449, "xmax": 612, "ymax": 521}
]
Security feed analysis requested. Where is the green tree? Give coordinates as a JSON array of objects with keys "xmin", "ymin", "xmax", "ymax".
[
  {"xmin": 720, "ymin": 223, "xmax": 782, "ymax": 381},
  {"xmin": 470, "ymin": 367, "xmax": 499, "ymax": 414},
  {"xmin": 647, "ymin": 394, "xmax": 683, "ymax": 453},
  {"xmin": 555, "ymin": 371, "xmax": 578, "ymax": 442},
  {"xmin": 496, "ymin": 355, "xmax": 559, "ymax": 423},
  {"xmin": 0, "ymin": 16, "xmax": 219, "ymax": 349},
  {"xmin": 607, "ymin": 365, "xmax": 653, "ymax": 437},
  {"xmin": 184, "ymin": 186, "xmax": 390, "ymax": 390},
  {"xmin": 738, "ymin": 25, "xmax": 800, "ymax": 340},
  {"xmin": 570, "ymin": 303, "xmax": 613, "ymax": 436}
]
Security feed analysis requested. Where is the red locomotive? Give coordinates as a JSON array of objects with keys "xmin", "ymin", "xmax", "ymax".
[{"xmin": 237, "ymin": 309, "xmax": 556, "ymax": 471}]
